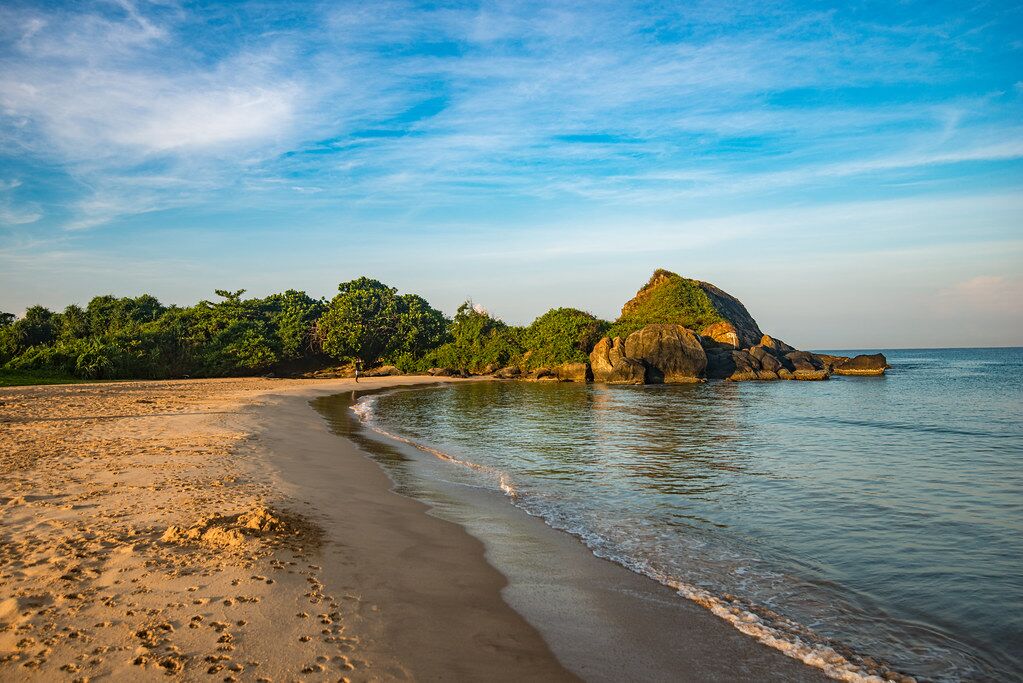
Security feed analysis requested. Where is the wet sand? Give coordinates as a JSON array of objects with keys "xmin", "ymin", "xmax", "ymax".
[{"xmin": 0, "ymin": 376, "xmax": 828, "ymax": 681}]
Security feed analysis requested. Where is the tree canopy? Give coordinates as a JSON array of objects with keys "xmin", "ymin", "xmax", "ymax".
[
  {"xmin": 1, "ymin": 276, "xmax": 613, "ymax": 384},
  {"xmin": 318, "ymin": 277, "xmax": 447, "ymax": 366}
]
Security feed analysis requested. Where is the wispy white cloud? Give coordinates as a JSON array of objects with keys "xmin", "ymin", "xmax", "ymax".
[{"xmin": 0, "ymin": 177, "xmax": 41, "ymax": 225}]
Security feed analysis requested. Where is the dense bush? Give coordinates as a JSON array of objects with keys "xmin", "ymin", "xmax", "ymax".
[
  {"xmin": 521, "ymin": 308, "xmax": 608, "ymax": 368},
  {"xmin": 418, "ymin": 302, "xmax": 522, "ymax": 372},
  {"xmin": 318, "ymin": 278, "xmax": 447, "ymax": 368},
  {"xmin": 0, "ymin": 287, "xmax": 331, "ymax": 380}
]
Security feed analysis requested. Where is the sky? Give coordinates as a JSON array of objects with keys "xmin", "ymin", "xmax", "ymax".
[{"xmin": 0, "ymin": 0, "xmax": 1021, "ymax": 349}]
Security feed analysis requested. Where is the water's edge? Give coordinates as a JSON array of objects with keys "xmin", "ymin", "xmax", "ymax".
[{"xmin": 315, "ymin": 383, "xmax": 914, "ymax": 683}]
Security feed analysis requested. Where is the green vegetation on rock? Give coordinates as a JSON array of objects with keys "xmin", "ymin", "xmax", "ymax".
[{"xmin": 607, "ymin": 269, "xmax": 725, "ymax": 339}]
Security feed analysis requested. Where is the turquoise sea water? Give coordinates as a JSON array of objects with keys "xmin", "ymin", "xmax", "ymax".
[{"xmin": 356, "ymin": 348, "xmax": 1022, "ymax": 682}]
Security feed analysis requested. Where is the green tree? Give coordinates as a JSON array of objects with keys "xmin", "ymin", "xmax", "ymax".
[
  {"xmin": 419, "ymin": 301, "xmax": 522, "ymax": 372},
  {"xmin": 0, "ymin": 312, "xmax": 17, "ymax": 364},
  {"xmin": 58, "ymin": 304, "xmax": 90, "ymax": 341},
  {"xmin": 75, "ymin": 338, "xmax": 115, "ymax": 379},
  {"xmin": 319, "ymin": 277, "xmax": 446, "ymax": 366},
  {"xmin": 522, "ymin": 308, "xmax": 608, "ymax": 368},
  {"xmin": 186, "ymin": 289, "xmax": 280, "ymax": 375},
  {"xmin": 15, "ymin": 306, "xmax": 58, "ymax": 349},
  {"xmin": 260, "ymin": 290, "xmax": 325, "ymax": 361},
  {"xmin": 86, "ymin": 294, "xmax": 165, "ymax": 337}
]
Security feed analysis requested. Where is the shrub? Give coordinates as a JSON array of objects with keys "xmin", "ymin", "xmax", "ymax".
[{"xmin": 521, "ymin": 308, "xmax": 608, "ymax": 368}]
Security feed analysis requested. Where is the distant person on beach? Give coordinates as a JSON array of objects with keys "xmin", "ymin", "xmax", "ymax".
[{"xmin": 354, "ymin": 359, "xmax": 362, "ymax": 383}]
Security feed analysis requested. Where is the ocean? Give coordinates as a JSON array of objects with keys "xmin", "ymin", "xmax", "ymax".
[{"xmin": 347, "ymin": 348, "xmax": 1022, "ymax": 682}]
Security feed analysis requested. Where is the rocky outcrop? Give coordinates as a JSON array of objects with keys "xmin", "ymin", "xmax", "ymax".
[
  {"xmin": 582, "ymin": 270, "xmax": 888, "ymax": 384},
  {"xmin": 523, "ymin": 364, "xmax": 589, "ymax": 382},
  {"xmin": 760, "ymin": 335, "xmax": 795, "ymax": 354},
  {"xmin": 748, "ymin": 345, "xmax": 783, "ymax": 378},
  {"xmin": 784, "ymin": 351, "xmax": 829, "ymax": 381},
  {"xmin": 554, "ymin": 362, "xmax": 590, "ymax": 382},
  {"xmin": 697, "ymin": 281, "xmax": 763, "ymax": 348},
  {"xmin": 590, "ymin": 337, "xmax": 645, "ymax": 384},
  {"xmin": 616, "ymin": 270, "xmax": 763, "ymax": 348},
  {"xmin": 428, "ymin": 367, "xmax": 457, "ymax": 377},
  {"xmin": 526, "ymin": 368, "xmax": 560, "ymax": 382},
  {"xmin": 494, "ymin": 366, "xmax": 521, "ymax": 379},
  {"xmin": 703, "ymin": 346, "xmax": 829, "ymax": 381},
  {"xmin": 624, "ymin": 324, "xmax": 707, "ymax": 383},
  {"xmin": 833, "ymin": 353, "xmax": 888, "ymax": 376},
  {"xmin": 726, "ymin": 350, "xmax": 761, "ymax": 381},
  {"xmin": 701, "ymin": 322, "xmax": 740, "ymax": 349},
  {"xmin": 705, "ymin": 348, "xmax": 735, "ymax": 379}
]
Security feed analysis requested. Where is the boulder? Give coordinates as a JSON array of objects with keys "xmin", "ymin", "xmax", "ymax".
[
  {"xmin": 364, "ymin": 365, "xmax": 401, "ymax": 377},
  {"xmin": 701, "ymin": 322, "xmax": 740, "ymax": 349},
  {"xmin": 480, "ymin": 363, "xmax": 500, "ymax": 375},
  {"xmin": 833, "ymin": 353, "xmax": 888, "ymax": 376},
  {"xmin": 494, "ymin": 366, "xmax": 521, "ymax": 379},
  {"xmin": 760, "ymin": 335, "xmax": 796, "ymax": 354},
  {"xmin": 554, "ymin": 362, "xmax": 590, "ymax": 383},
  {"xmin": 590, "ymin": 337, "xmax": 645, "ymax": 384},
  {"xmin": 812, "ymin": 354, "xmax": 849, "ymax": 372},
  {"xmin": 427, "ymin": 367, "xmax": 456, "ymax": 377},
  {"xmin": 726, "ymin": 350, "xmax": 761, "ymax": 381},
  {"xmin": 748, "ymin": 345, "xmax": 783, "ymax": 373},
  {"xmin": 527, "ymin": 368, "xmax": 560, "ymax": 382},
  {"xmin": 617, "ymin": 323, "xmax": 707, "ymax": 382},
  {"xmin": 705, "ymin": 348, "xmax": 736, "ymax": 379},
  {"xmin": 624, "ymin": 324, "xmax": 707, "ymax": 383},
  {"xmin": 784, "ymin": 351, "xmax": 830, "ymax": 381}
]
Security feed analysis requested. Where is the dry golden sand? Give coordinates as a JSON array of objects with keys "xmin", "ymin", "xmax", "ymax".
[
  {"xmin": 0, "ymin": 378, "xmax": 387, "ymax": 682},
  {"xmin": 0, "ymin": 376, "xmax": 577, "ymax": 683}
]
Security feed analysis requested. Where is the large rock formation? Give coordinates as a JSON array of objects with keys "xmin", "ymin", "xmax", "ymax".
[
  {"xmin": 616, "ymin": 270, "xmax": 763, "ymax": 348},
  {"xmin": 623, "ymin": 324, "xmax": 706, "ymax": 383},
  {"xmin": 582, "ymin": 270, "xmax": 888, "ymax": 384},
  {"xmin": 590, "ymin": 337, "xmax": 645, "ymax": 384}
]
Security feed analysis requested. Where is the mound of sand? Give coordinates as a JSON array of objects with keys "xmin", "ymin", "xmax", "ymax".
[{"xmin": 161, "ymin": 504, "xmax": 289, "ymax": 549}]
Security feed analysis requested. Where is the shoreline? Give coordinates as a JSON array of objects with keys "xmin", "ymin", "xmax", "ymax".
[
  {"xmin": 2, "ymin": 375, "xmax": 831, "ymax": 681},
  {"xmin": 322, "ymin": 384, "xmax": 830, "ymax": 682}
]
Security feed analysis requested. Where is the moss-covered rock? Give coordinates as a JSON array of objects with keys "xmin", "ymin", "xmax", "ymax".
[{"xmin": 609, "ymin": 270, "xmax": 763, "ymax": 347}]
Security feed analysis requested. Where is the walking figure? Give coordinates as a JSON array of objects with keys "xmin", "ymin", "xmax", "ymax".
[{"xmin": 354, "ymin": 359, "xmax": 362, "ymax": 383}]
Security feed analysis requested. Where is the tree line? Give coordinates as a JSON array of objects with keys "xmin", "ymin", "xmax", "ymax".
[{"xmin": 0, "ymin": 277, "xmax": 609, "ymax": 381}]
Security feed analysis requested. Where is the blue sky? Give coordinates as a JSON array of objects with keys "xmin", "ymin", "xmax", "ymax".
[{"xmin": 1, "ymin": 0, "xmax": 1021, "ymax": 348}]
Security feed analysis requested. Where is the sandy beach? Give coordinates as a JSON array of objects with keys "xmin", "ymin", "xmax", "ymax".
[{"xmin": 0, "ymin": 376, "xmax": 827, "ymax": 682}]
